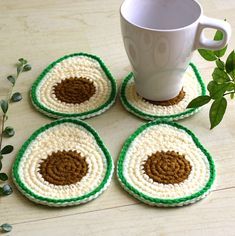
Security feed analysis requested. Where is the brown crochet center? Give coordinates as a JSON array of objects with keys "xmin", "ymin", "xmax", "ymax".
[
  {"xmin": 53, "ymin": 77, "xmax": 96, "ymax": 104},
  {"xmin": 144, "ymin": 89, "xmax": 185, "ymax": 106},
  {"xmin": 143, "ymin": 151, "xmax": 192, "ymax": 184},
  {"xmin": 39, "ymin": 150, "xmax": 89, "ymax": 185}
]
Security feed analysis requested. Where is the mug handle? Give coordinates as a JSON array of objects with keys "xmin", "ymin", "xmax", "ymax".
[{"xmin": 195, "ymin": 16, "xmax": 231, "ymax": 50}]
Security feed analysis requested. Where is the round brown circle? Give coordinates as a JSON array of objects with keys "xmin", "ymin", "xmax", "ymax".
[
  {"xmin": 143, "ymin": 151, "xmax": 192, "ymax": 184},
  {"xmin": 53, "ymin": 77, "xmax": 96, "ymax": 104},
  {"xmin": 39, "ymin": 150, "xmax": 89, "ymax": 186},
  {"xmin": 143, "ymin": 89, "xmax": 185, "ymax": 106}
]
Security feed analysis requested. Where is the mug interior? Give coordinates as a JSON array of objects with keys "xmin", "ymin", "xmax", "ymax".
[{"xmin": 121, "ymin": 0, "xmax": 201, "ymax": 30}]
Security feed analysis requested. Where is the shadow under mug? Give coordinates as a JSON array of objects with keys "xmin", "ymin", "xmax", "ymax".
[{"xmin": 120, "ymin": 0, "xmax": 231, "ymax": 101}]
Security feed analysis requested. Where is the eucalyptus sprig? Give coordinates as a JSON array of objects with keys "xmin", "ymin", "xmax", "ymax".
[
  {"xmin": 187, "ymin": 27, "xmax": 235, "ymax": 129},
  {"xmin": 0, "ymin": 58, "xmax": 31, "ymax": 195}
]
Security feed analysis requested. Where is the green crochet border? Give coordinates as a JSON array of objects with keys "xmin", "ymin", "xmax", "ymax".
[
  {"xmin": 117, "ymin": 120, "xmax": 216, "ymax": 206},
  {"xmin": 31, "ymin": 52, "xmax": 117, "ymax": 118},
  {"xmin": 12, "ymin": 118, "xmax": 113, "ymax": 205},
  {"xmin": 120, "ymin": 63, "xmax": 206, "ymax": 120}
]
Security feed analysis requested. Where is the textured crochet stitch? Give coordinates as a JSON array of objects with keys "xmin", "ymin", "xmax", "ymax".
[
  {"xmin": 117, "ymin": 120, "xmax": 216, "ymax": 207},
  {"xmin": 12, "ymin": 118, "xmax": 114, "ymax": 207},
  {"xmin": 120, "ymin": 63, "xmax": 206, "ymax": 121},
  {"xmin": 31, "ymin": 53, "xmax": 117, "ymax": 119}
]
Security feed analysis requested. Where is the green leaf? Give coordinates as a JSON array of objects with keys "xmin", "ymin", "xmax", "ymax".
[
  {"xmin": 210, "ymin": 97, "xmax": 227, "ymax": 129},
  {"xmin": 215, "ymin": 46, "xmax": 227, "ymax": 58},
  {"xmin": 0, "ymin": 223, "xmax": 12, "ymax": 233},
  {"xmin": 226, "ymin": 82, "xmax": 235, "ymax": 92},
  {"xmin": 2, "ymin": 184, "xmax": 13, "ymax": 195},
  {"xmin": 11, "ymin": 92, "xmax": 22, "ymax": 102},
  {"xmin": 7, "ymin": 75, "xmax": 16, "ymax": 85},
  {"xmin": 216, "ymin": 59, "xmax": 225, "ymax": 70},
  {"xmin": 214, "ymin": 30, "xmax": 228, "ymax": 57},
  {"xmin": 17, "ymin": 58, "xmax": 30, "ymax": 75},
  {"xmin": 212, "ymin": 68, "xmax": 230, "ymax": 83},
  {"xmin": 207, "ymin": 81, "xmax": 230, "ymax": 99},
  {"xmin": 225, "ymin": 50, "xmax": 235, "ymax": 79},
  {"xmin": 198, "ymin": 49, "xmax": 217, "ymax": 61},
  {"xmin": 230, "ymin": 93, "xmax": 235, "ymax": 99},
  {"xmin": 0, "ymin": 100, "xmax": 8, "ymax": 114},
  {"xmin": 0, "ymin": 161, "xmax": 2, "ymax": 170},
  {"xmin": 3, "ymin": 126, "xmax": 15, "ymax": 137},
  {"xmin": 1, "ymin": 145, "xmax": 14, "ymax": 155},
  {"xmin": 0, "ymin": 173, "xmax": 8, "ymax": 181},
  {"xmin": 23, "ymin": 64, "xmax": 32, "ymax": 71},
  {"xmin": 187, "ymin": 95, "xmax": 211, "ymax": 108},
  {"xmin": 0, "ymin": 154, "xmax": 3, "ymax": 160},
  {"xmin": 214, "ymin": 29, "xmax": 223, "ymax": 41},
  {"xmin": 18, "ymin": 58, "xmax": 27, "ymax": 64}
]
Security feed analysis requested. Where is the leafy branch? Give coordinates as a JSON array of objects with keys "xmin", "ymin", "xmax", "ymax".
[
  {"xmin": 0, "ymin": 58, "xmax": 31, "ymax": 191},
  {"xmin": 187, "ymin": 26, "xmax": 235, "ymax": 129},
  {"xmin": 0, "ymin": 58, "xmax": 31, "ymax": 233}
]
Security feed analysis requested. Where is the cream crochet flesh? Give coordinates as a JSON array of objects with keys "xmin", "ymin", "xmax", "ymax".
[
  {"xmin": 117, "ymin": 121, "xmax": 216, "ymax": 207},
  {"xmin": 13, "ymin": 119, "xmax": 113, "ymax": 206},
  {"xmin": 31, "ymin": 53, "xmax": 117, "ymax": 119},
  {"xmin": 120, "ymin": 63, "xmax": 206, "ymax": 121}
]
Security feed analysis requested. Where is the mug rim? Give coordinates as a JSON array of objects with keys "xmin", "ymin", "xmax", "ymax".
[{"xmin": 120, "ymin": 0, "xmax": 203, "ymax": 32}]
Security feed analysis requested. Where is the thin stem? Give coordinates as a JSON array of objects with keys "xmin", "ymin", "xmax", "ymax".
[
  {"xmin": 0, "ymin": 114, "xmax": 6, "ymax": 151},
  {"xmin": 228, "ymin": 74, "xmax": 235, "ymax": 82},
  {"xmin": 6, "ymin": 85, "xmax": 14, "ymax": 103},
  {"xmin": 224, "ymin": 92, "xmax": 234, "ymax": 96},
  {"xmin": 5, "ymin": 64, "xmax": 24, "ymax": 107},
  {"xmin": 7, "ymin": 65, "xmax": 22, "ymax": 101},
  {"xmin": 16, "ymin": 62, "xmax": 25, "ymax": 78},
  {"xmin": 0, "ymin": 63, "xmax": 24, "ymax": 150}
]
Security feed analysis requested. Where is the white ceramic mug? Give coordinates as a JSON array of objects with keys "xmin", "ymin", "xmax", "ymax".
[{"xmin": 120, "ymin": 0, "xmax": 231, "ymax": 101}]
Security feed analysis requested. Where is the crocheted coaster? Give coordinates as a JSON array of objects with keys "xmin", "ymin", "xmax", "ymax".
[
  {"xmin": 117, "ymin": 120, "xmax": 216, "ymax": 207},
  {"xmin": 31, "ymin": 53, "xmax": 117, "ymax": 119},
  {"xmin": 120, "ymin": 63, "xmax": 206, "ymax": 121},
  {"xmin": 12, "ymin": 118, "xmax": 113, "ymax": 207}
]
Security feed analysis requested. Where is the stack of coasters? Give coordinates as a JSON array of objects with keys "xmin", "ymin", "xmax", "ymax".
[
  {"xmin": 13, "ymin": 118, "xmax": 113, "ymax": 207},
  {"xmin": 117, "ymin": 120, "xmax": 216, "ymax": 207},
  {"xmin": 120, "ymin": 63, "xmax": 206, "ymax": 121},
  {"xmin": 31, "ymin": 53, "xmax": 117, "ymax": 119}
]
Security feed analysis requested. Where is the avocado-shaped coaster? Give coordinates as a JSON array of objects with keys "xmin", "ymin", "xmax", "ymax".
[
  {"xmin": 31, "ymin": 53, "xmax": 117, "ymax": 119},
  {"xmin": 120, "ymin": 63, "xmax": 206, "ymax": 121},
  {"xmin": 117, "ymin": 120, "xmax": 216, "ymax": 207},
  {"xmin": 13, "ymin": 118, "xmax": 113, "ymax": 207}
]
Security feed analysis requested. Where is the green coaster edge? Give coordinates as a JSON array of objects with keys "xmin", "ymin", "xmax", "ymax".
[
  {"xmin": 117, "ymin": 119, "xmax": 216, "ymax": 207},
  {"xmin": 12, "ymin": 118, "xmax": 114, "ymax": 207},
  {"xmin": 120, "ymin": 63, "xmax": 206, "ymax": 121},
  {"xmin": 31, "ymin": 52, "xmax": 117, "ymax": 119}
]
